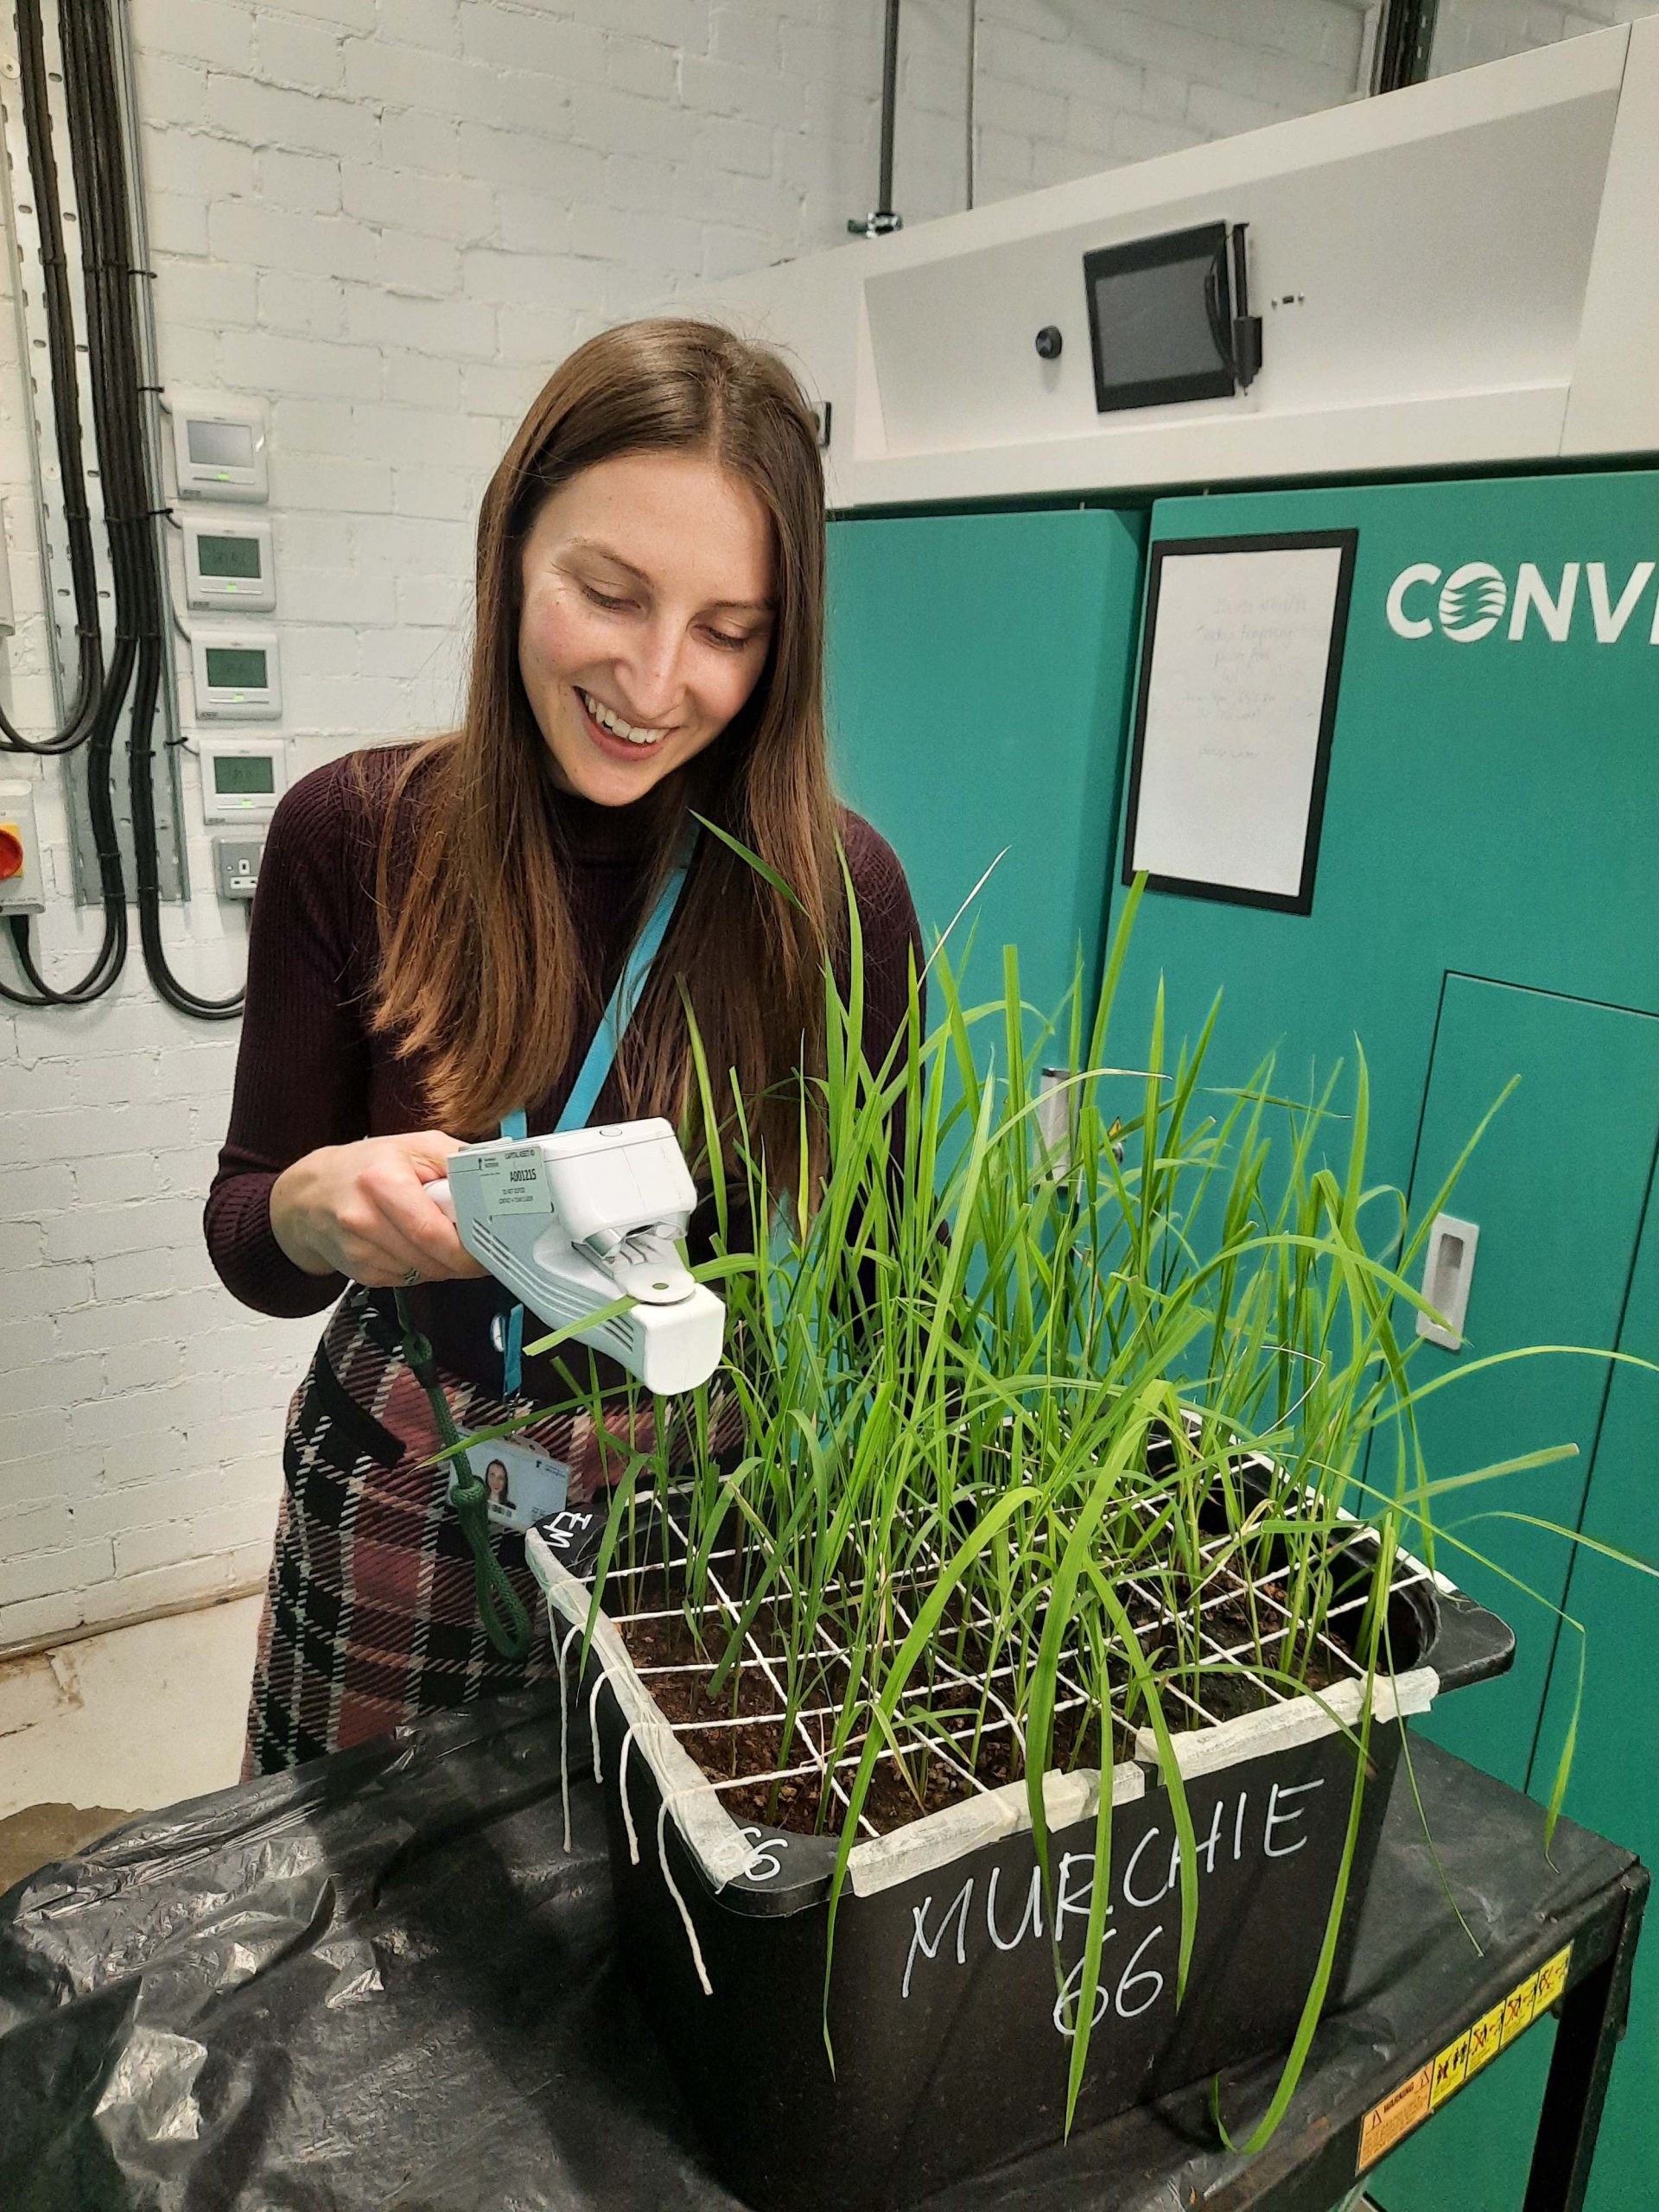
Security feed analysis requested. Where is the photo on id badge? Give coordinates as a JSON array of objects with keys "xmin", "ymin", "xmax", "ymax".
[{"xmin": 475, "ymin": 1441, "xmax": 570, "ymax": 1530}]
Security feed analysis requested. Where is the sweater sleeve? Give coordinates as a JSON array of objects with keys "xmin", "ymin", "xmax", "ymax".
[
  {"xmin": 837, "ymin": 809, "xmax": 925, "ymax": 1073},
  {"xmin": 203, "ymin": 757, "xmax": 382, "ymax": 1318}
]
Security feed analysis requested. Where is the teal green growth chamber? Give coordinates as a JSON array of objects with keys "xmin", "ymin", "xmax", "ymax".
[{"xmin": 826, "ymin": 468, "xmax": 1658, "ymax": 2212}]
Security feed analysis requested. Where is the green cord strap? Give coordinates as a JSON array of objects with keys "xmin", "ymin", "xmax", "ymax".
[{"xmin": 394, "ymin": 1288, "xmax": 531, "ymax": 1662}]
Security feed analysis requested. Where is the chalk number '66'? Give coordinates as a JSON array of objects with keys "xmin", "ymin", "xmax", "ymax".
[{"xmin": 1053, "ymin": 1922, "xmax": 1166, "ymax": 2037}]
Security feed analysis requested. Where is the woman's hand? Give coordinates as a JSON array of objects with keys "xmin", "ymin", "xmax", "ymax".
[{"xmin": 270, "ymin": 1131, "xmax": 488, "ymax": 1286}]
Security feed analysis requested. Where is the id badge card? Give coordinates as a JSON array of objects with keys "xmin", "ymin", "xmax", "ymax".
[{"xmin": 455, "ymin": 1440, "xmax": 570, "ymax": 1531}]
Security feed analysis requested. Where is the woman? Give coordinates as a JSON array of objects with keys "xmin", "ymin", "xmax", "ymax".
[
  {"xmin": 207, "ymin": 319, "xmax": 921, "ymax": 1777},
  {"xmin": 483, "ymin": 1459, "xmax": 513, "ymax": 1525}
]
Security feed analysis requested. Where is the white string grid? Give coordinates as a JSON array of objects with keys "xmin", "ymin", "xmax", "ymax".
[{"xmin": 583, "ymin": 1489, "xmax": 1435, "ymax": 1840}]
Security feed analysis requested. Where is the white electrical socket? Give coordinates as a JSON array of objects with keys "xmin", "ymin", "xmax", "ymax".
[{"xmin": 0, "ymin": 779, "xmax": 47, "ymax": 914}]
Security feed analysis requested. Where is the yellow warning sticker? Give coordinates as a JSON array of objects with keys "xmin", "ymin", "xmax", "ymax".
[
  {"xmin": 1535, "ymin": 1945, "xmax": 1573, "ymax": 2012},
  {"xmin": 1465, "ymin": 1999, "xmax": 1506, "ymax": 2081},
  {"xmin": 1430, "ymin": 2028, "xmax": 1471, "ymax": 2110},
  {"xmin": 1501, "ymin": 1974, "xmax": 1541, "ymax": 2049},
  {"xmin": 1357, "ymin": 1944, "xmax": 1572, "ymax": 2176},
  {"xmin": 1358, "ymin": 2063, "xmax": 1433, "ymax": 2171}
]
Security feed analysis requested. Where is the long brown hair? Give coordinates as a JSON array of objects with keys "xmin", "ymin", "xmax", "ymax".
[{"xmin": 371, "ymin": 318, "xmax": 842, "ymax": 1187}]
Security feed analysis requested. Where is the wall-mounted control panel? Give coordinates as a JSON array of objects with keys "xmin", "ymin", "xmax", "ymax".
[
  {"xmin": 183, "ymin": 515, "xmax": 276, "ymax": 611},
  {"xmin": 1082, "ymin": 222, "xmax": 1261, "ymax": 416},
  {"xmin": 192, "ymin": 632, "xmax": 282, "ymax": 721},
  {"xmin": 0, "ymin": 779, "xmax": 47, "ymax": 913},
  {"xmin": 169, "ymin": 394, "xmax": 269, "ymax": 503},
  {"xmin": 199, "ymin": 735, "xmax": 286, "ymax": 821}
]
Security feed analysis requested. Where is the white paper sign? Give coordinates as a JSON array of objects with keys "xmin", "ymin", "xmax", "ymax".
[{"xmin": 1128, "ymin": 541, "xmax": 1351, "ymax": 905}]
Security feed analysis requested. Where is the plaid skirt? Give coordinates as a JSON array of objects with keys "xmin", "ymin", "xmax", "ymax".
[{"xmin": 245, "ymin": 1283, "xmax": 632, "ymax": 1777}]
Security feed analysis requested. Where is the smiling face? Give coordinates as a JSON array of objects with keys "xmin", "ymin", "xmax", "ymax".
[{"xmin": 516, "ymin": 448, "xmax": 778, "ymax": 807}]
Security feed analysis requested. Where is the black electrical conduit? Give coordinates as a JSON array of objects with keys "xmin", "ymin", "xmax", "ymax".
[
  {"xmin": 1373, "ymin": 0, "xmax": 1440, "ymax": 94},
  {"xmin": 3, "ymin": 0, "xmax": 241, "ymax": 1019},
  {"xmin": 1, "ymin": 0, "xmax": 105, "ymax": 756},
  {"xmin": 0, "ymin": 0, "xmax": 129, "ymax": 1007},
  {"xmin": 65, "ymin": 0, "xmax": 240, "ymax": 1020}
]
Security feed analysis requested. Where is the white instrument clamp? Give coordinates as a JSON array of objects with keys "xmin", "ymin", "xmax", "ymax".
[{"xmin": 430, "ymin": 1119, "xmax": 725, "ymax": 1396}]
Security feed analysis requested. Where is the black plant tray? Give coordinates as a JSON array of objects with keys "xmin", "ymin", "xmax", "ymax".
[{"xmin": 528, "ymin": 1495, "xmax": 1512, "ymax": 2212}]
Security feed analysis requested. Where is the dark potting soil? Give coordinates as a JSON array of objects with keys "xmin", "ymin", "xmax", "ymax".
[
  {"xmin": 626, "ymin": 1610, "xmax": 855, "ymax": 1797},
  {"xmin": 619, "ymin": 1598, "xmax": 1136, "ymax": 1840},
  {"xmin": 608, "ymin": 1563, "xmax": 1351, "ymax": 1841},
  {"xmin": 1125, "ymin": 1581, "xmax": 1346, "ymax": 1726},
  {"xmin": 702, "ymin": 1677, "xmax": 1135, "ymax": 1836}
]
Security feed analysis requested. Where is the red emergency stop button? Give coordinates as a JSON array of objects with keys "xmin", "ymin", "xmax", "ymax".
[{"xmin": 0, "ymin": 823, "xmax": 24, "ymax": 881}]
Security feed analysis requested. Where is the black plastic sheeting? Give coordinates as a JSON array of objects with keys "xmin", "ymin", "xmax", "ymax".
[{"xmin": 0, "ymin": 1694, "xmax": 1634, "ymax": 2212}]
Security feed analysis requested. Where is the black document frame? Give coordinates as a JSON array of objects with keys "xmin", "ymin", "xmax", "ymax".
[{"xmin": 1119, "ymin": 528, "xmax": 1359, "ymax": 918}]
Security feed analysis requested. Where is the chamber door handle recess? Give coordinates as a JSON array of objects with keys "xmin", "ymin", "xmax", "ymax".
[{"xmin": 1417, "ymin": 1212, "xmax": 1480, "ymax": 1351}]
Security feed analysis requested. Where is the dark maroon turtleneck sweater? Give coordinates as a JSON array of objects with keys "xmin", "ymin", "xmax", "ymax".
[{"xmin": 204, "ymin": 744, "xmax": 921, "ymax": 1402}]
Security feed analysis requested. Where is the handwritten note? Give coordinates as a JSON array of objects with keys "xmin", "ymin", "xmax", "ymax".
[
  {"xmin": 1128, "ymin": 541, "xmax": 1351, "ymax": 904},
  {"xmin": 900, "ymin": 1777, "xmax": 1325, "ymax": 2032}
]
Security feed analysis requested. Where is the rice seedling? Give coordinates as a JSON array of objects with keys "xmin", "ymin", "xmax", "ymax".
[{"xmin": 511, "ymin": 873, "xmax": 1654, "ymax": 2146}]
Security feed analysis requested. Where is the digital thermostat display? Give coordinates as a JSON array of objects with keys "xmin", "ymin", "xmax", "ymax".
[
  {"xmin": 205, "ymin": 645, "xmax": 270, "ymax": 689},
  {"xmin": 199, "ymin": 737, "xmax": 286, "ymax": 823},
  {"xmin": 192, "ymin": 630, "xmax": 282, "ymax": 720},
  {"xmin": 188, "ymin": 418, "xmax": 255, "ymax": 470},
  {"xmin": 200, "ymin": 534, "xmax": 261, "ymax": 579},
  {"xmin": 183, "ymin": 516, "xmax": 276, "ymax": 610},
  {"xmin": 170, "ymin": 393, "xmax": 269, "ymax": 503},
  {"xmin": 213, "ymin": 753, "xmax": 276, "ymax": 796}
]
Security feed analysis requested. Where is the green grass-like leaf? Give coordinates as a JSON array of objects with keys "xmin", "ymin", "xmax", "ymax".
[{"xmin": 449, "ymin": 859, "xmax": 1650, "ymax": 2158}]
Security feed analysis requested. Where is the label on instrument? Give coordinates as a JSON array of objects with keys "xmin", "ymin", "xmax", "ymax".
[
  {"xmin": 476, "ymin": 1144, "xmax": 549, "ymax": 1214},
  {"xmin": 1357, "ymin": 1942, "xmax": 1572, "ymax": 2174}
]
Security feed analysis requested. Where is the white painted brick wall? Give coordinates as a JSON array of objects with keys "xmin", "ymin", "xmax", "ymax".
[
  {"xmin": 1430, "ymin": 0, "xmax": 1656, "ymax": 75},
  {"xmin": 0, "ymin": 0, "xmax": 1371, "ymax": 1659}
]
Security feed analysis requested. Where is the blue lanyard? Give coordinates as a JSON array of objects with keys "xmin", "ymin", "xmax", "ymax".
[{"xmin": 497, "ymin": 836, "xmax": 696, "ymax": 1398}]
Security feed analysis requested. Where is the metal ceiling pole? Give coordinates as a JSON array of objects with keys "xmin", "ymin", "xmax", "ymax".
[
  {"xmin": 1372, "ymin": 0, "xmax": 1441, "ymax": 92},
  {"xmin": 848, "ymin": 0, "xmax": 904, "ymax": 236},
  {"xmin": 966, "ymin": 0, "xmax": 978, "ymax": 211}
]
